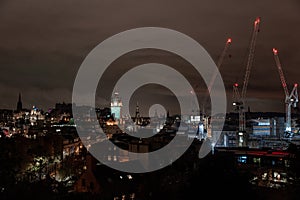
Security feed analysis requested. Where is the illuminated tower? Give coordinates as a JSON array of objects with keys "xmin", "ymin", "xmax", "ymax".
[
  {"xmin": 17, "ymin": 93, "xmax": 22, "ymax": 112},
  {"xmin": 111, "ymin": 91, "xmax": 122, "ymax": 123}
]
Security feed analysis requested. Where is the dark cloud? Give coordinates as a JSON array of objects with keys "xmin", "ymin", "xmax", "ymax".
[{"xmin": 0, "ymin": 0, "xmax": 299, "ymax": 113}]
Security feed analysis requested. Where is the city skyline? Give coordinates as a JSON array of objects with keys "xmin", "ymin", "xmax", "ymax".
[
  {"xmin": 0, "ymin": 0, "xmax": 299, "ymax": 113},
  {"xmin": 2, "ymin": 1, "xmax": 300, "ymax": 199}
]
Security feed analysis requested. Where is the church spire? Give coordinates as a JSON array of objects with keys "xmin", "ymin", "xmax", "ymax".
[{"xmin": 17, "ymin": 92, "xmax": 22, "ymax": 112}]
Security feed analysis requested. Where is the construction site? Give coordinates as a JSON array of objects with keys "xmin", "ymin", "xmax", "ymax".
[{"xmin": 197, "ymin": 17, "xmax": 300, "ymax": 150}]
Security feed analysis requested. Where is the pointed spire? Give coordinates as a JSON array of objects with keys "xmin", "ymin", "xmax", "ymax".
[{"xmin": 17, "ymin": 92, "xmax": 22, "ymax": 112}]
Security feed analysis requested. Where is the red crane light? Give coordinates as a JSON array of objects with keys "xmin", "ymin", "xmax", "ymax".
[
  {"xmin": 272, "ymin": 48, "xmax": 278, "ymax": 55},
  {"xmin": 255, "ymin": 17, "xmax": 261, "ymax": 25},
  {"xmin": 227, "ymin": 38, "xmax": 232, "ymax": 43},
  {"xmin": 234, "ymin": 83, "xmax": 239, "ymax": 87},
  {"xmin": 294, "ymin": 83, "xmax": 298, "ymax": 87}
]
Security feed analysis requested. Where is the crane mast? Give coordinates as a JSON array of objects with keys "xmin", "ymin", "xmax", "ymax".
[
  {"xmin": 232, "ymin": 83, "xmax": 240, "ymax": 104},
  {"xmin": 232, "ymin": 83, "xmax": 244, "ymax": 131},
  {"xmin": 272, "ymin": 48, "xmax": 299, "ymax": 137}
]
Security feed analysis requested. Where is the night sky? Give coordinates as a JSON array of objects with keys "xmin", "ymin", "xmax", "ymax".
[{"xmin": 0, "ymin": 0, "xmax": 299, "ymax": 114}]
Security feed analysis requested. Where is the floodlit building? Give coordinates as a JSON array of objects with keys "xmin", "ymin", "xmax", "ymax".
[{"xmin": 111, "ymin": 91, "xmax": 122, "ymax": 124}]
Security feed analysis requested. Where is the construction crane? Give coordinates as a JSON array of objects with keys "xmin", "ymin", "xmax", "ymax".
[
  {"xmin": 203, "ymin": 38, "xmax": 232, "ymax": 113},
  {"xmin": 232, "ymin": 17, "xmax": 261, "ymax": 146},
  {"xmin": 272, "ymin": 48, "xmax": 298, "ymax": 138}
]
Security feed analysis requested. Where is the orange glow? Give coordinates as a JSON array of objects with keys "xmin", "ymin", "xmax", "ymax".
[{"xmin": 106, "ymin": 120, "xmax": 116, "ymax": 126}]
